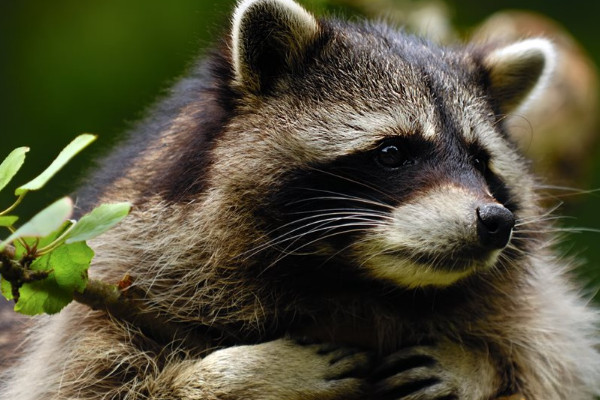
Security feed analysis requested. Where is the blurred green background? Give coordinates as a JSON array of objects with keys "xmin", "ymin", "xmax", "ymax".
[{"xmin": 0, "ymin": 0, "xmax": 599, "ymax": 295}]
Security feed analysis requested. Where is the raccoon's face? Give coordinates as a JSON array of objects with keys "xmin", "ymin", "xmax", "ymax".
[{"xmin": 220, "ymin": 0, "xmax": 553, "ymax": 288}]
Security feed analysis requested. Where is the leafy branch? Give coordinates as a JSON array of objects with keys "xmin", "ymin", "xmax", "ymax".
[{"xmin": 0, "ymin": 135, "xmax": 130, "ymax": 315}]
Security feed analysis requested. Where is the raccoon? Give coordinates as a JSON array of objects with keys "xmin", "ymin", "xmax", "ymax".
[{"xmin": 1, "ymin": 0, "xmax": 599, "ymax": 399}]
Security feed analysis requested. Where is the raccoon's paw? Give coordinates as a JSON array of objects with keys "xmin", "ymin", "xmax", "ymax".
[
  {"xmin": 197, "ymin": 338, "xmax": 372, "ymax": 400},
  {"xmin": 371, "ymin": 346, "xmax": 457, "ymax": 399},
  {"xmin": 371, "ymin": 342, "xmax": 500, "ymax": 400}
]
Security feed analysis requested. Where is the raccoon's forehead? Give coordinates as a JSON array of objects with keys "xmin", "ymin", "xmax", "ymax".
[{"xmin": 245, "ymin": 24, "xmax": 498, "ymax": 159}]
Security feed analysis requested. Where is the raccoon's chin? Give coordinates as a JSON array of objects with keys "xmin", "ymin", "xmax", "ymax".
[
  {"xmin": 392, "ymin": 245, "xmax": 501, "ymax": 272},
  {"xmin": 363, "ymin": 248, "xmax": 502, "ymax": 288}
]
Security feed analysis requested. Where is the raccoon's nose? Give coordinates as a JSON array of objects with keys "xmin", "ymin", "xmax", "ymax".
[{"xmin": 476, "ymin": 204, "xmax": 515, "ymax": 249}]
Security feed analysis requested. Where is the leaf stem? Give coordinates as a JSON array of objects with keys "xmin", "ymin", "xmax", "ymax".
[
  {"xmin": 1, "ymin": 226, "xmax": 29, "ymax": 255},
  {"xmin": 35, "ymin": 221, "xmax": 75, "ymax": 256},
  {"xmin": 0, "ymin": 193, "xmax": 26, "ymax": 217}
]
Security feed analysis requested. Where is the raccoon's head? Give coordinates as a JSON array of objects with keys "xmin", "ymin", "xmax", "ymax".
[{"xmin": 211, "ymin": 0, "xmax": 554, "ymax": 288}]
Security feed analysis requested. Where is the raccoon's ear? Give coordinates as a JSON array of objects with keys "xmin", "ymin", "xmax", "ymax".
[
  {"xmin": 482, "ymin": 38, "xmax": 555, "ymax": 114},
  {"xmin": 231, "ymin": 0, "xmax": 320, "ymax": 93}
]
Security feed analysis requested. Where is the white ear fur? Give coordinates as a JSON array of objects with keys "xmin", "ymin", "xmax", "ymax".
[
  {"xmin": 483, "ymin": 38, "xmax": 556, "ymax": 114},
  {"xmin": 231, "ymin": 0, "xmax": 320, "ymax": 92}
]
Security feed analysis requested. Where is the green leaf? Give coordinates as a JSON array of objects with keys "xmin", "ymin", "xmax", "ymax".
[
  {"xmin": 15, "ymin": 134, "xmax": 96, "ymax": 195},
  {"xmin": 0, "ymin": 197, "xmax": 73, "ymax": 251},
  {"xmin": 65, "ymin": 202, "xmax": 131, "ymax": 244},
  {"xmin": 0, "ymin": 147, "xmax": 29, "ymax": 193},
  {"xmin": 0, "ymin": 277, "xmax": 13, "ymax": 301},
  {"xmin": 14, "ymin": 241, "xmax": 94, "ymax": 315},
  {"xmin": 0, "ymin": 216, "xmax": 18, "ymax": 227},
  {"xmin": 34, "ymin": 241, "xmax": 93, "ymax": 293},
  {"xmin": 15, "ymin": 280, "xmax": 72, "ymax": 315}
]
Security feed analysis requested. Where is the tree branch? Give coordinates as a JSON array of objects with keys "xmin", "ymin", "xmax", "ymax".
[
  {"xmin": 0, "ymin": 248, "xmax": 215, "ymax": 347},
  {"xmin": 73, "ymin": 277, "xmax": 210, "ymax": 346}
]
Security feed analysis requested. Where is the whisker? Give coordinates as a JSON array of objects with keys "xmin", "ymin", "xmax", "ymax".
[
  {"xmin": 285, "ymin": 187, "xmax": 395, "ymax": 210},
  {"xmin": 536, "ymin": 184, "xmax": 600, "ymax": 198},
  {"xmin": 305, "ymin": 166, "xmax": 398, "ymax": 203},
  {"xmin": 288, "ymin": 207, "xmax": 394, "ymax": 220},
  {"xmin": 515, "ymin": 202, "xmax": 564, "ymax": 224},
  {"xmin": 289, "ymin": 187, "xmax": 394, "ymax": 209},
  {"xmin": 261, "ymin": 226, "xmax": 379, "ymax": 273},
  {"xmin": 515, "ymin": 227, "xmax": 600, "ymax": 234},
  {"xmin": 242, "ymin": 215, "xmax": 383, "ymax": 260},
  {"xmin": 240, "ymin": 210, "xmax": 386, "ymax": 258},
  {"xmin": 514, "ymin": 216, "xmax": 572, "ymax": 227},
  {"xmin": 273, "ymin": 221, "xmax": 381, "ymax": 256}
]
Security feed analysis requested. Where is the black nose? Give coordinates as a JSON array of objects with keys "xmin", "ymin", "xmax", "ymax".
[{"xmin": 476, "ymin": 204, "xmax": 515, "ymax": 249}]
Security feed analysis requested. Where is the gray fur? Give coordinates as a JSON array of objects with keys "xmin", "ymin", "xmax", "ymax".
[{"xmin": 1, "ymin": 0, "xmax": 599, "ymax": 399}]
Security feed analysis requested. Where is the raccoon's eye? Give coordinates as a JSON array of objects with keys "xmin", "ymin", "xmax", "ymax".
[
  {"xmin": 376, "ymin": 143, "xmax": 414, "ymax": 168},
  {"xmin": 473, "ymin": 157, "xmax": 487, "ymax": 174},
  {"xmin": 470, "ymin": 150, "xmax": 489, "ymax": 175}
]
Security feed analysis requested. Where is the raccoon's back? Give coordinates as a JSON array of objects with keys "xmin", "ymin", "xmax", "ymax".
[{"xmin": 74, "ymin": 55, "xmax": 234, "ymax": 214}]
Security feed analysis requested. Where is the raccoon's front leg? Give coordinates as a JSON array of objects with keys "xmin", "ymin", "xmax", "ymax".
[
  {"xmin": 371, "ymin": 341, "xmax": 501, "ymax": 400},
  {"xmin": 152, "ymin": 338, "xmax": 372, "ymax": 400}
]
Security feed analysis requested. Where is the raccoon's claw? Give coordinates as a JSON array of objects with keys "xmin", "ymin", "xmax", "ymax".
[
  {"xmin": 297, "ymin": 342, "xmax": 374, "ymax": 399},
  {"xmin": 315, "ymin": 344, "xmax": 374, "ymax": 380},
  {"xmin": 371, "ymin": 346, "xmax": 458, "ymax": 400},
  {"xmin": 292, "ymin": 338, "xmax": 374, "ymax": 379}
]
